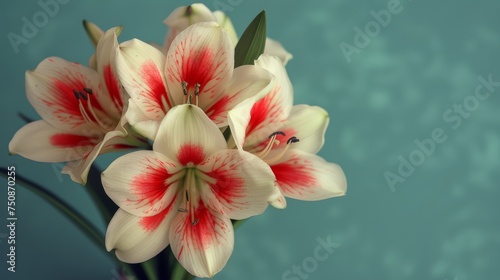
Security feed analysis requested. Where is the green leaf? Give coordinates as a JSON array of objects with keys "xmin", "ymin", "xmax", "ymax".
[{"xmin": 234, "ymin": 10, "xmax": 267, "ymax": 67}]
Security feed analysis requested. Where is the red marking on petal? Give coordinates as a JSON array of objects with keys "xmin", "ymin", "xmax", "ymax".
[
  {"xmin": 103, "ymin": 65, "xmax": 123, "ymax": 110},
  {"xmin": 51, "ymin": 134, "xmax": 95, "ymax": 148},
  {"xmin": 131, "ymin": 158, "xmax": 174, "ymax": 207},
  {"xmin": 204, "ymin": 95, "xmax": 231, "ymax": 122},
  {"xmin": 139, "ymin": 203, "xmax": 173, "ymax": 232},
  {"xmin": 271, "ymin": 159, "xmax": 317, "ymax": 195},
  {"xmin": 246, "ymin": 86, "xmax": 284, "ymax": 137},
  {"xmin": 177, "ymin": 144, "xmax": 205, "ymax": 166},
  {"xmin": 180, "ymin": 47, "xmax": 217, "ymax": 95},
  {"xmin": 140, "ymin": 61, "xmax": 171, "ymax": 111},
  {"xmin": 206, "ymin": 158, "xmax": 245, "ymax": 205},
  {"xmin": 176, "ymin": 201, "xmax": 227, "ymax": 257}
]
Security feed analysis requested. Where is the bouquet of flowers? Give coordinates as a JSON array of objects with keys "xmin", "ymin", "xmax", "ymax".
[{"xmin": 6, "ymin": 3, "xmax": 347, "ymax": 279}]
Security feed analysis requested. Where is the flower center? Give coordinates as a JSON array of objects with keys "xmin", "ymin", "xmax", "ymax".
[
  {"xmin": 73, "ymin": 87, "xmax": 112, "ymax": 132},
  {"xmin": 181, "ymin": 81, "xmax": 201, "ymax": 106},
  {"xmin": 170, "ymin": 166, "xmax": 215, "ymax": 226},
  {"xmin": 257, "ymin": 131, "xmax": 300, "ymax": 165}
]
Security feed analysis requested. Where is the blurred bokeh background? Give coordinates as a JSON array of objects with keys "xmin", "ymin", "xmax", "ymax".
[{"xmin": 1, "ymin": 0, "xmax": 499, "ymax": 279}]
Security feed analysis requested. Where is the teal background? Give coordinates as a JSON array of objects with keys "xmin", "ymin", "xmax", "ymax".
[{"xmin": 1, "ymin": 0, "xmax": 499, "ymax": 279}]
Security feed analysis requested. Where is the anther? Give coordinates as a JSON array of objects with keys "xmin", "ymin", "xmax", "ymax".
[
  {"xmin": 185, "ymin": 190, "xmax": 189, "ymax": 202},
  {"xmin": 192, "ymin": 219, "xmax": 199, "ymax": 226},
  {"xmin": 83, "ymin": 88, "xmax": 93, "ymax": 95},
  {"xmin": 269, "ymin": 131, "xmax": 286, "ymax": 138},
  {"xmin": 194, "ymin": 83, "xmax": 200, "ymax": 96},
  {"xmin": 287, "ymin": 137, "xmax": 300, "ymax": 145},
  {"xmin": 73, "ymin": 89, "xmax": 81, "ymax": 100},
  {"xmin": 178, "ymin": 208, "xmax": 188, "ymax": 213},
  {"xmin": 181, "ymin": 81, "xmax": 188, "ymax": 96}
]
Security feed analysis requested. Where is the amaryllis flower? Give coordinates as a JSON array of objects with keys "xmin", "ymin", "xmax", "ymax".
[
  {"xmin": 163, "ymin": 3, "xmax": 292, "ymax": 65},
  {"xmin": 103, "ymin": 104, "xmax": 276, "ymax": 277},
  {"xmin": 117, "ymin": 21, "xmax": 274, "ymax": 140},
  {"xmin": 228, "ymin": 55, "xmax": 347, "ymax": 207},
  {"xmin": 9, "ymin": 28, "xmax": 146, "ymax": 184}
]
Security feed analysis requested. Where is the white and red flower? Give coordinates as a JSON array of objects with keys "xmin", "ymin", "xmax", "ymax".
[
  {"xmin": 9, "ymin": 28, "xmax": 146, "ymax": 184},
  {"xmin": 228, "ymin": 55, "xmax": 347, "ymax": 208},
  {"xmin": 116, "ymin": 21, "xmax": 275, "ymax": 140},
  {"xmin": 103, "ymin": 104, "xmax": 276, "ymax": 277},
  {"xmin": 163, "ymin": 3, "xmax": 292, "ymax": 65}
]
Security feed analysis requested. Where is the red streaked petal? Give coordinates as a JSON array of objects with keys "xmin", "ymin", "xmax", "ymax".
[
  {"xmin": 26, "ymin": 57, "xmax": 104, "ymax": 132},
  {"xmin": 96, "ymin": 27, "xmax": 125, "ymax": 117},
  {"xmin": 203, "ymin": 65, "xmax": 274, "ymax": 127},
  {"xmin": 102, "ymin": 150, "xmax": 181, "ymax": 216},
  {"xmin": 169, "ymin": 202, "xmax": 234, "ymax": 278},
  {"xmin": 177, "ymin": 144, "xmax": 206, "ymax": 166},
  {"xmin": 116, "ymin": 39, "xmax": 171, "ymax": 121},
  {"xmin": 9, "ymin": 120, "xmax": 96, "ymax": 163},
  {"xmin": 198, "ymin": 150, "xmax": 276, "ymax": 220},
  {"xmin": 244, "ymin": 55, "xmax": 294, "ymax": 146},
  {"xmin": 105, "ymin": 208, "xmax": 176, "ymax": 263},
  {"xmin": 153, "ymin": 104, "xmax": 226, "ymax": 164},
  {"xmin": 271, "ymin": 150, "xmax": 347, "ymax": 201},
  {"xmin": 165, "ymin": 22, "xmax": 233, "ymax": 108}
]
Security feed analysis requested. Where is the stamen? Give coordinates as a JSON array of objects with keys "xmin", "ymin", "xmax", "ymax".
[
  {"xmin": 269, "ymin": 131, "xmax": 286, "ymax": 138},
  {"xmin": 192, "ymin": 218, "xmax": 199, "ymax": 226},
  {"xmin": 83, "ymin": 88, "xmax": 93, "ymax": 95},
  {"xmin": 264, "ymin": 136, "xmax": 300, "ymax": 165},
  {"xmin": 287, "ymin": 136, "xmax": 300, "ymax": 144},
  {"xmin": 73, "ymin": 89, "xmax": 81, "ymax": 100},
  {"xmin": 194, "ymin": 83, "xmax": 200, "ymax": 106},
  {"xmin": 178, "ymin": 208, "xmax": 188, "ymax": 213},
  {"xmin": 185, "ymin": 190, "xmax": 189, "ymax": 202},
  {"xmin": 182, "ymin": 81, "xmax": 189, "ymax": 104},
  {"xmin": 257, "ymin": 131, "xmax": 285, "ymax": 159}
]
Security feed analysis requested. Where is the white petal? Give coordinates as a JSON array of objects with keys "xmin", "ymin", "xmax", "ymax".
[
  {"xmin": 163, "ymin": 4, "xmax": 216, "ymax": 50},
  {"xmin": 241, "ymin": 55, "xmax": 294, "ymax": 150},
  {"xmin": 203, "ymin": 65, "xmax": 274, "ymax": 127},
  {"xmin": 116, "ymin": 39, "xmax": 171, "ymax": 121},
  {"xmin": 212, "ymin": 11, "xmax": 238, "ymax": 46},
  {"xmin": 106, "ymin": 208, "xmax": 177, "ymax": 263},
  {"xmin": 153, "ymin": 104, "xmax": 227, "ymax": 164},
  {"xmin": 282, "ymin": 105, "xmax": 330, "ymax": 154},
  {"xmin": 271, "ymin": 150, "xmax": 347, "ymax": 201},
  {"xmin": 264, "ymin": 38, "xmax": 293, "ymax": 65},
  {"xmin": 9, "ymin": 120, "xmax": 96, "ymax": 162},
  {"xmin": 198, "ymin": 149, "xmax": 276, "ymax": 220},
  {"xmin": 165, "ymin": 22, "xmax": 234, "ymax": 108},
  {"xmin": 102, "ymin": 150, "xmax": 181, "ymax": 216},
  {"xmin": 96, "ymin": 27, "xmax": 125, "ymax": 117},
  {"xmin": 227, "ymin": 96, "xmax": 256, "ymax": 151},
  {"xmin": 169, "ymin": 204, "xmax": 234, "ymax": 277},
  {"xmin": 125, "ymin": 98, "xmax": 161, "ymax": 140},
  {"xmin": 269, "ymin": 193, "xmax": 287, "ymax": 209},
  {"xmin": 62, "ymin": 129, "xmax": 132, "ymax": 184}
]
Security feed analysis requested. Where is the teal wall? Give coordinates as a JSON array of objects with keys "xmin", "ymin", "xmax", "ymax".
[{"xmin": 1, "ymin": 0, "xmax": 499, "ymax": 279}]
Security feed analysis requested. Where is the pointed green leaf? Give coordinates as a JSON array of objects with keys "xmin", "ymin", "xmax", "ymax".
[{"xmin": 234, "ymin": 10, "xmax": 267, "ymax": 67}]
